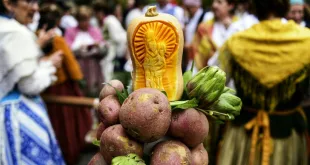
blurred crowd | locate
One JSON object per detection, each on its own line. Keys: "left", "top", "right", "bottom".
{"left": 1, "top": 0, "right": 310, "bottom": 164}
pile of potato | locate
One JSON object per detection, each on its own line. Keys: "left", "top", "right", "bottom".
{"left": 88, "top": 80, "right": 209, "bottom": 165}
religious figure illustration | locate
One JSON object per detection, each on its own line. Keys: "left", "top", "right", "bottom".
{"left": 130, "top": 18, "right": 182, "bottom": 99}
{"left": 156, "top": 42, "right": 167, "bottom": 88}
{"left": 143, "top": 30, "right": 167, "bottom": 90}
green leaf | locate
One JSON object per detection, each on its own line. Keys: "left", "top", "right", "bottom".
{"left": 123, "top": 88, "right": 129, "bottom": 98}
{"left": 215, "top": 120, "right": 225, "bottom": 124}
{"left": 103, "top": 83, "right": 129, "bottom": 104}
{"left": 170, "top": 98, "right": 198, "bottom": 110}
{"left": 196, "top": 108, "right": 235, "bottom": 122}
{"left": 112, "top": 154, "right": 146, "bottom": 165}
{"left": 161, "top": 90, "right": 168, "bottom": 97}
{"left": 92, "top": 139, "right": 100, "bottom": 147}
{"left": 183, "top": 61, "right": 195, "bottom": 96}
{"left": 190, "top": 60, "right": 195, "bottom": 72}
{"left": 127, "top": 85, "right": 133, "bottom": 94}
{"left": 183, "top": 71, "right": 192, "bottom": 88}
{"left": 170, "top": 100, "right": 190, "bottom": 106}
{"left": 142, "top": 154, "right": 151, "bottom": 165}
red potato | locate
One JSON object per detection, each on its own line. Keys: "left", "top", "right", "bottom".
{"left": 99, "top": 79, "right": 124, "bottom": 101}
{"left": 97, "top": 95, "right": 121, "bottom": 126}
{"left": 150, "top": 140, "right": 192, "bottom": 165}
{"left": 100, "top": 124, "right": 143, "bottom": 164}
{"left": 87, "top": 153, "right": 107, "bottom": 165}
{"left": 119, "top": 88, "right": 171, "bottom": 143}
{"left": 143, "top": 136, "right": 173, "bottom": 156}
{"left": 96, "top": 122, "right": 106, "bottom": 140}
{"left": 191, "top": 143, "right": 209, "bottom": 165}
{"left": 168, "top": 108, "right": 209, "bottom": 148}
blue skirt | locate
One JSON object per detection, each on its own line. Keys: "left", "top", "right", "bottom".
{"left": 0, "top": 90, "right": 65, "bottom": 165}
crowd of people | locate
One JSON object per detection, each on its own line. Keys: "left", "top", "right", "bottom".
{"left": 1, "top": 0, "right": 310, "bottom": 164}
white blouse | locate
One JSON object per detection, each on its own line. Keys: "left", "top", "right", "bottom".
{"left": 71, "top": 31, "right": 96, "bottom": 51}
{"left": 0, "top": 17, "right": 56, "bottom": 99}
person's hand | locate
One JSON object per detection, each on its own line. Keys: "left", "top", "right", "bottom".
{"left": 80, "top": 45, "right": 88, "bottom": 53}
{"left": 48, "top": 50, "right": 63, "bottom": 68}
{"left": 93, "top": 42, "right": 100, "bottom": 48}
{"left": 90, "top": 46, "right": 100, "bottom": 55}
{"left": 197, "top": 24, "right": 208, "bottom": 38}
{"left": 37, "top": 25, "right": 55, "bottom": 48}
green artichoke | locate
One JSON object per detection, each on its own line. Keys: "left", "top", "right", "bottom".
{"left": 209, "top": 92, "right": 242, "bottom": 116}
{"left": 187, "top": 66, "right": 226, "bottom": 107}
{"left": 222, "top": 87, "right": 236, "bottom": 95}
{"left": 111, "top": 154, "right": 146, "bottom": 165}
{"left": 186, "top": 69, "right": 206, "bottom": 93}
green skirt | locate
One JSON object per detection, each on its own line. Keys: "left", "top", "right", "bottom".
{"left": 217, "top": 125, "right": 308, "bottom": 165}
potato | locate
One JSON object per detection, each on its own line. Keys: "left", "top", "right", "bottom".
{"left": 97, "top": 95, "right": 121, "bottom": 126}
{"left": 87, "top": 153, "right": 107, "bottom": 165}
{"left": 168, "top": 108, "right": 209, "bottom": 148}
{"left": 99, "top": 79, "right": 124, "bottom": 101}
{"left": 100, "top": 124, "right": 143, "bottom": 164}
{"left": 143, "top": 136, "right": 173, "bottom": 156}
{"left": 191, "top": 144, "right": 209, "bottom": 165}
{"left": 96, "top": 122, "right": 106, "bottom": 140}
{"left": 150, "top": 140, "right": 191, "bottom": 165}
{"left": 119, "top": 88, "right": 171, "bottom": 143}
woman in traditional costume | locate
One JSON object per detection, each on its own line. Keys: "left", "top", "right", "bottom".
{"left": 38, "top": 4, "right": 93, "bottom": 165}
{"left": 93, "top": 0, "right": 127, "bottom": 83}
{"left": 191, "top": 0, "right": 237, "bottom": 71}
{"left": 65, "top": 6, "right": 104, "bottom": 97}
{"left": 225, "top": 0, "right": 258, "bottom": 39}
{"left": 190, "top": 1, "right": 237, "bottom": 163}
{"left": 287, "top": 0, "right": 310, "bottom": 28}
{"left": 0, "top": 0, "right": 65, "bottom": 164}
{"left": 217, "top": 0, "right": 309, "bottom": 164}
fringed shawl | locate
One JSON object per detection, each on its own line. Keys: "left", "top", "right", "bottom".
{"left": 219, "top": 19, "right": 310, "bottom": 111}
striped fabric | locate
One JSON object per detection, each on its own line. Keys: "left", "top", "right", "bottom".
{"left": 0, "top": 90, "right": 65, "bottom": 165}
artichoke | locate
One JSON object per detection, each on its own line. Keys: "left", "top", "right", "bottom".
{"left": 111, "top": 154, "right": 146, "bottom": 165}
{"left": 187, "top": 66, "right": 226, "bottom": 107}
{"left": 222, "top": 86, "right": 236, "bottom": 95}
{"left": 186, "top": 69, "right": 206, "bottom": 93}
{"left": 185, "top": 66, "right": 242, "bottom": 122}
{"left": 209, "top": 92, "right": 242, "bottom": 116}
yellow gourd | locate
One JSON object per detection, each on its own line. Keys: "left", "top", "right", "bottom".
{"left": 127, "top": 6, "right": 184, "bottom": 101}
